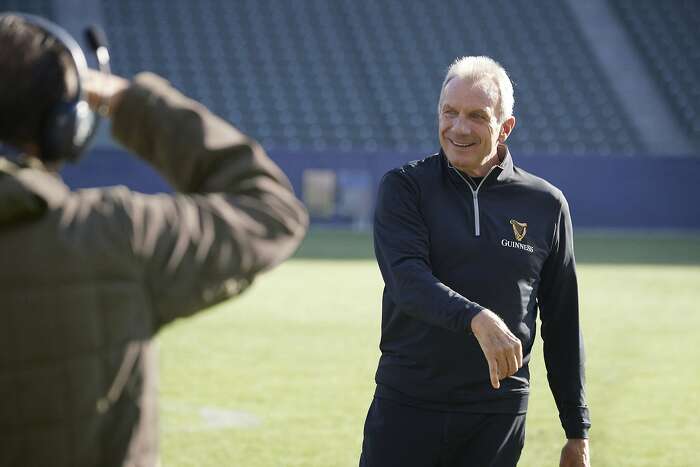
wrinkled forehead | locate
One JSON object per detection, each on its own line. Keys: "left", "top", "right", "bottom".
{"left": 441, "top": 76, "right": 500, "bottom": 111}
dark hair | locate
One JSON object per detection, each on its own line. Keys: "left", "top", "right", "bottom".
{"left": 0, "top": 14, "right": 75, "bottom": 151}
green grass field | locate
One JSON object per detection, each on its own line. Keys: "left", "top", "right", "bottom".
{"left": 157, "top": 229, "right": 700, "bottom": 467}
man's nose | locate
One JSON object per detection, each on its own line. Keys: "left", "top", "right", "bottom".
{"left": 452, "top": 116, "right": 472, "bottom": 134}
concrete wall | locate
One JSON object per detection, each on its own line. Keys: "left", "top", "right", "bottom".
{"left": 62, "top": 148, "right": 700, "bottom": 230}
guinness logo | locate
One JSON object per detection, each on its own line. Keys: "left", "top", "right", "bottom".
{"left": 510, "top": 219, "right": 527, "bottom": 241}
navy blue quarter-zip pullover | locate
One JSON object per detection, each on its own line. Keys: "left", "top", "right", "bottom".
{"left": 372, "top": 147, "right": 590, "bottom": 439}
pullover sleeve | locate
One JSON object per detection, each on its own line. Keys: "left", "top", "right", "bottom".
{"left": 537, "top": 194, "right": 591, "bottom": 439}
{"left": 109, "top": 73, "right": 308, "bottom": 329}
{"left": 374, "top": 169, "right": 485, "bottom": 333}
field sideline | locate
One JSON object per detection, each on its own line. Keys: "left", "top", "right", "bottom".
{"left": 157, "top": 230, "right": 700, "bottom": 466}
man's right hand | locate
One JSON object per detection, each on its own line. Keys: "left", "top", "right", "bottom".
{"left": 470, "top": 309, "right": 523, "bottom": 389}
{"left": 83, "top": 69, "right": 129, "bottom": 118}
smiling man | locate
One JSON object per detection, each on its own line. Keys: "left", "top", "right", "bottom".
{"left": 359, "top": 56, "right": 591, "bottom": 467}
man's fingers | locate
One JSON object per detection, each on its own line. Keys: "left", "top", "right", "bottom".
{"left": 512, "top": 337, "right": 523, "bottom": 372}
{"left": 496, "top": 336, "right": 521, "bottom": 377}
{"left": 472, "top": 310, "right": 524, "bottom": 388}
{"left": 496, "top": 353, "right": 510, "bottom": 380}
{"left": 503, "top": 335, "right": 522, "bottom": 375}
{"left": 488, "top": 359, "right": 500, "bottom": 389}
{"left": 508, "top": 353, "right": 519, "bottom": 376}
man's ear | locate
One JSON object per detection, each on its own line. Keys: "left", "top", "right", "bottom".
{"left": 499, "top": 116, "right": 516, "bottom": 143}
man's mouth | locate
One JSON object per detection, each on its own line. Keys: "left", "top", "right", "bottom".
{"left": 448, "top": 138, "right": 476, "bottom": 148}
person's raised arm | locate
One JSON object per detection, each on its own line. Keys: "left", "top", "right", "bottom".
{"left": 84, "top": 70, "right": 308, "bottom": 328}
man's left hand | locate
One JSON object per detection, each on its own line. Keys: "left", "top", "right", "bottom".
{"left": 560, "top": 438, "right": 590, "bottom": 467}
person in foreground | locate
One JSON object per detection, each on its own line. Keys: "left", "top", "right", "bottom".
{"left": 0, "top": 13, "right": 307, "bottom": 467}
{"left": 359, "top": 56, "right": 590, "bottom": 467}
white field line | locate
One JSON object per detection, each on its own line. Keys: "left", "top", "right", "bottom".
{"left": 161, "top": 399, "right": 262, "bottom": 433}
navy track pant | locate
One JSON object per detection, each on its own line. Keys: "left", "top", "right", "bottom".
{"left": 359, "top": 397, "right": 526, "bottom": 467}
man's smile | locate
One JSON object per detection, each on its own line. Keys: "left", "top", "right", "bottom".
{"left": 447, "top": 137, "right": 477, "bottom": 149}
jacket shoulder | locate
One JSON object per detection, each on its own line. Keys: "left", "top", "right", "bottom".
{"left": 512, "top": 166, "right": 568, "bottom": 208}
{"left": 383, "top": 153, "right": 442, "bottom": 184}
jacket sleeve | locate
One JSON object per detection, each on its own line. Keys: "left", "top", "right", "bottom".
{"left": 537, "top": 194, "right": 591, "bottom": 439}
{"left": 110, "top": 73, "right": 308, "bottom": 329}
{"left": 374, "top": 169, "right": 485, "bottom": 332}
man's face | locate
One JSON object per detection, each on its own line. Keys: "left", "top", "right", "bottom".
{"left": 438, "top": 77, "right": 513, "bottom": 177}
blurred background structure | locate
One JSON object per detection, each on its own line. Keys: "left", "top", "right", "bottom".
{"left": 2, "top": 0, "right": 699, "bottom": 229}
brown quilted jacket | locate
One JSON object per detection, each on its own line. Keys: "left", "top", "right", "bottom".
{"left": 0, "top": 73, "right": 308, "bottom": 467}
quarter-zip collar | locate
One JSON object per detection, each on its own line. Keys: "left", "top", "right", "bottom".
{"left": 495, "top": 144, "right": 515, "bottom": 182}
{"left": 441, "top": 143, "right": 515, "bottom": 188}
{"left": 440, "top": 144, "right": 515, "bottom": 237}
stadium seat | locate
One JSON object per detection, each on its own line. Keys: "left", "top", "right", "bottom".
{"left": 97, "top": 0, "right": 649, "bottom": 155}
{"left": 611, "top": 0, "right": 700, "bottom": 146}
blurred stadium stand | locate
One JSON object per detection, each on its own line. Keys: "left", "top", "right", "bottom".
{"left": 97, "top": 0, "right": 649, "bottom": 156}
{"left": 611, "top": 0, "right": 700, "bottom": 145}
{"left": 1, "top": 0, "right": 698, "bottom": 228}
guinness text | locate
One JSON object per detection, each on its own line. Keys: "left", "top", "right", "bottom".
{"left": 501, "top": 238, "right": 534, "bottom": 253}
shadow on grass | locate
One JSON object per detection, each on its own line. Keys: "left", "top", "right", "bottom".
{"left": 294, "top": 229, "right": 700, "bottom": 265}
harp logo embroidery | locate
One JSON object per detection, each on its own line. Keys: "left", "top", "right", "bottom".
{"left": 501, "top": 219, "right": 533, "bottom": 253}
{"left": 510, "top": 219, "right": 527, "bottom": 241}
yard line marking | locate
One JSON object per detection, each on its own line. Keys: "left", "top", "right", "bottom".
{"left": 161, "top": 399, "right": 262, "bottom": 432}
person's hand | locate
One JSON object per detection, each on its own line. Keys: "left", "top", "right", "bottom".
{"left": 82, "top": 69, "right": 129, "bottom": 118}
{"left": 470, "top": 309, "right": 522, "bottom": 389}
{"left": 560, "top": 438, "right": 590, "bottom": 466}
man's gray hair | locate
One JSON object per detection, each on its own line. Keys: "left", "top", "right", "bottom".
{"left": 437, "top": 56, "right": 514, "bottom": 123}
